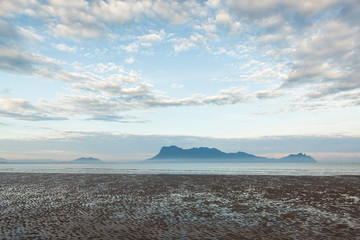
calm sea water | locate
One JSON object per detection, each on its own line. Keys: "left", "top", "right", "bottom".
{"left": 0, "top": 162, "right": 359, "bottom": 175}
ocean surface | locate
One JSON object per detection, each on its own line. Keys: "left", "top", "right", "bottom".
{"left": 1, "top": 162, "right": 359, "bottom": 175}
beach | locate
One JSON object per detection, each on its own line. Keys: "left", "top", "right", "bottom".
{"left": 0, "top": 173, "right": 359, "bottom": 239}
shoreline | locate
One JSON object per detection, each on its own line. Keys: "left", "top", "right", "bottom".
{"left": 1, "top": 173, "right": 359, "bottom": 239}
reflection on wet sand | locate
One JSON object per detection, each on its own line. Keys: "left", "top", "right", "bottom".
{"left": 0, "top": 173, "right": 359, "bottom": 239}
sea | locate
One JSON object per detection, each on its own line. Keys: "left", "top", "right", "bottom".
{"left": 0, "top": 162, "right": 359, "bottom": 175}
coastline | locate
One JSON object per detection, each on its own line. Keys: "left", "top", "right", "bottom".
{"left": 1, "top": 173, "right": 359, "bottom": 239}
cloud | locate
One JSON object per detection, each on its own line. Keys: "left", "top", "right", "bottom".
{"left": 143, "top": 87, "right": 247, "bottom": 107}
{"left": 172, "top": 33, "right": 206, "bottom": 53}
{"left": 18, "top": 27, "right": 44, "bottom": 43}
{"left": 0, "top": 110, "right": 67, "bottom": 121}
{"left": 125, "top": 57, "right": 135, "bottom": 64}
{"left": 0, "top": 0, "right": 359, "bottom": 114}
{"left": 0, "top": 42, "right": 249, "bottom": 121}
{"left": 171, "top": 83, "right": 184, "bottom": 88}
{"left": 0, "top": 20, "right": 20, "bottom": 44}
{"left": 39, "top": 0, "right": 104, "bottom": 39}
{"left": 206, "top": 0, "right": 221, "bottom": 9}
{"left": 336, "top": 90, "right": 360, "bottom": 107}
{"left": 215, "top": 9, "right": 232, "bottom": 26}
{"left": 227, "top": 0, "right": 339, "bottom": 15}
{"left": 53, "top": 43, "right": 77, "bottom": 53}
{"left": 256, "top": 14, "right": 283, "bottom": 29}
{"left": 91, "top": 0, "right": 144, "bottom": 23}
{"left": 9, "top": 0, "right": 204, "bottom": 40}
{"left": 87, "top": 115, "right": 148, "bottom": 123}
{"left": 0, "top": 69, "right": 248, "bottom": 121}
{"left": 0, "top": 0, "right": 39, "bottom": 17}
{"left": 0, "top": 19, "right": 43, "bottom": 45}
{"left": 138, "top": 30, "right": 165, "bottom": 43}
{"left": 0, "top": 97, "right": 67, "bottom": 121}
{"left": 50, "top": 22, "right": 103, "bottom": 39}
{"left": 52, "top": 84, "right": 247, "bottom": 117}
{"left": 256, "top": 89, "right": 284, "bottom": 99}
{"left": 257, "top": 34, "right": 281, "bottom": 43}
{"left": 0, "top": 46, "right": 60, "bottom": 75}
{"left": 118, "top": 43, "right": 139, "bottom": 53}
{"left": 279, "top": 19, "right": 360, "bottom": 100}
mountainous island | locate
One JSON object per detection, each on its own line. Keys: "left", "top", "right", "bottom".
{"left": 147, "top": 146, "right": 317, "bottom": 163}
{"left": 73, "top": 157, "right": 102, "bottom": 163}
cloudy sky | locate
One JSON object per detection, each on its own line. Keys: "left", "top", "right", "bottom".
{"left": 0, "top": 0, "right": 359, "bottom": 161}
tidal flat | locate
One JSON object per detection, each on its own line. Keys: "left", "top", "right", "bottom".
{"left": 0, "top": 173, "right": 359, "bottom": 239}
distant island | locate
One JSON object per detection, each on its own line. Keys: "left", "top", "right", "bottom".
{"left": 147, "top": 146, "right": 317, "bottom": 163}
{"left": 73, "top": 157, "right": 102, "bottom": 163}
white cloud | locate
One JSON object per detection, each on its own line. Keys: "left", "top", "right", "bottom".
{"left": 50, "top": 22, "right": 102, "bottom": 39}
{"left": 125, "top": 57, "right": 135, "bottom": 64}
{"left": 257, "top": 15, "right": 283, "bottom": 28}
{"left": 286, "top": 0, "right": 339, "bottom": 14}
{"left": 0, "top": 97, "right": 35, "bottom": 112}
{"left": 0, "top": 0, "right": 210, "bottom": 40}
{"left": 151, "top": 0, "right": 187, "bottom": 24}
{"left": 0, "top": 19, "right": 44, "bottom": 45}
{"left": 215, "top": 9, "right": 232, "bottom": 26}
{"left": 227, "top": 0, "right": 339, "bottom": 14}
{"left": 138, "top": 30, "right": 165, "bottom": 42}
{"left": 53, "top": 43, "right": 77, "bottom": 53}
{"left": 18, "top": 27, "right": 44, "bottom": 43}
{"left": 256, "top": 88, "right": 284, "bottom": 99}
{"left": 0, "top": 97, "right": 67, "bottom": 121}
{"left": 92, "top": 0, "right": 151, "bottom": 23}
{"left": 91, "top": 0, "right": 207, "bottom": 25}
{"left": 172, "top": 33, "right": 206, "bottom": 53}
{"left": 0, "top": 0, "right": 39, "bottom": 17}
{"left": 206, "top": 0, "right": 221, "bottom": 9}
{"left": 38, "top": 0, "right": 104, "bottom": 39}
{"left": 257, "top": 34, "right": 281, "bottom": 43}
{"left": 0, "top": 46, "right": 60, "bottom": 76}
{"left": 0, "top": 0, "right": 359, "bottom": 119}
{"left": 171, "top": 83, "right": 184, "bottom": 88}
{"left": 0, "top": 40, "right": 250, "bottom": 121}
{"left": 280, "top": 19, "right": 360, "bottom": 98}
{"left": 88, "top": 62, "right": 124, "bottom": 74}
{"left": 119, "top": 43, "right": 139, "bottom": 53}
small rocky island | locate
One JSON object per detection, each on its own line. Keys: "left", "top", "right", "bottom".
{"left": 148, "top": 146, "right": 317, "bottom": 163}
{"left": 73, "top": 157, "right": 102, "bottom": 163}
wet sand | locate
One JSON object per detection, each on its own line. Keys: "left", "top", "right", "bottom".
{"left": 0, "top": 173, "right": 359, "bottom": 239}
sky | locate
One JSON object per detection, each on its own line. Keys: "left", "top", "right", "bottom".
{"left": 0, "top": 0, "right": 359, "bottom": 161}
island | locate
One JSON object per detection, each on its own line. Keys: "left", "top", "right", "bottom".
{"left": 147, "top": 146, "right": 317, "bottom": 163}
{"left": 73, "top": 157, "right": 103, "bottom": 163}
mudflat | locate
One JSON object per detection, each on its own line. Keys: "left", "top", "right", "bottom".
{"left": 0, "top": 173, "right": 359, "bottom": 239}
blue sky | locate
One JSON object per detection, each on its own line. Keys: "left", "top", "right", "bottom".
{"left": 0, "top": 0, "right": 359, "bottom": 161}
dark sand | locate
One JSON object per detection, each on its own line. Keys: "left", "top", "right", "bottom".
{"left": 0, "top": 173, "right": 359, "bottom": 239}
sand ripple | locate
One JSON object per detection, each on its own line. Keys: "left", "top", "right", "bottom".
{"left": 0, "top": 173, "right": 359, "bottom": 239}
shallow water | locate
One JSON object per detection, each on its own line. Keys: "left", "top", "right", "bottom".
{"left": 1, "top": 162, "right": 360, "bottom": 175}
